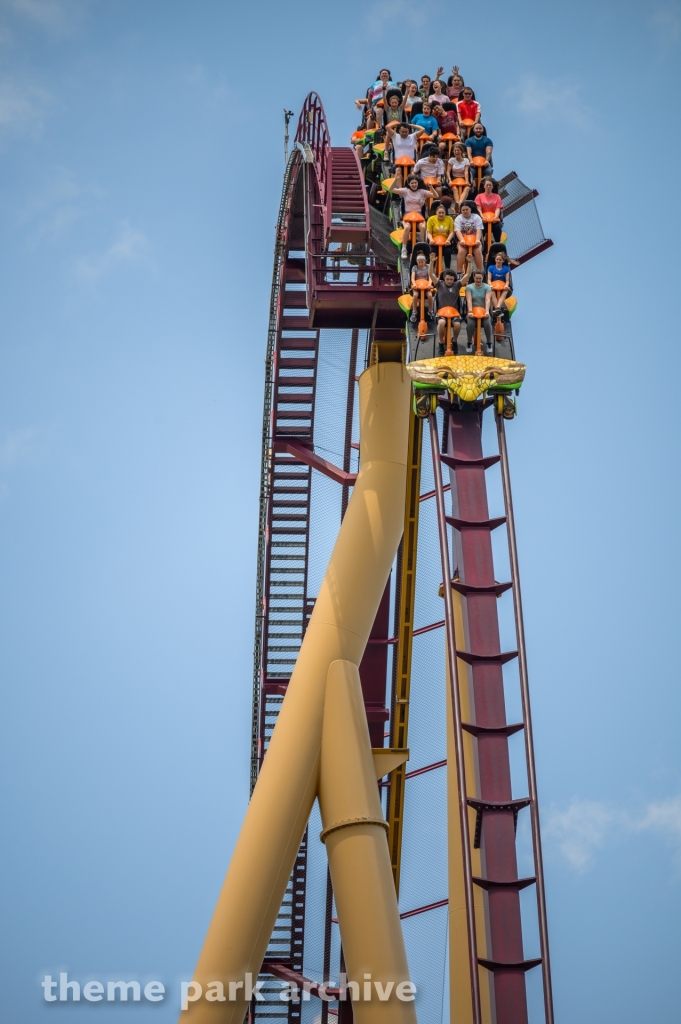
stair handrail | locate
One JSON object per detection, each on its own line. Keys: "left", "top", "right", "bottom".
{"left": 295, "top": 92, "right": 331, "bottom": 238}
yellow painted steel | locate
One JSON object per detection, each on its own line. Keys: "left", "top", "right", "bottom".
{"left": 372, "top": 748, "right": 409, "bottom": 779}
{"left": 184, "top": 358, "right": 412, "bottom": 1024}
{"left": 386, "top": 409, "right": 422, "bottom": 893}
{"left": 447, "top": 587, "right": 493, "bottom": 1024}
{"left": 319, "top": 660, "right": 417, "bottom": 1024}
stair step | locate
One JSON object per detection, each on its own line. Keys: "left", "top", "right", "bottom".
{"left": 280, "top": 317, "right": 311, "bottom": 331}
{"left": 275, "top": 393, "right": 314, "bottom": 404}
{"left": 279, "top": 338, "right": 316, "bottom": 350}
{"left": 275, "top": 376, "right": 314, "bottom": 387}
{"left": 276, "top": 362, "right": 315, "bottom": 374}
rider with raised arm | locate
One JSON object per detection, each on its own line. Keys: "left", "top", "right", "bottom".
{"left": 454, "top": 201, "right": 484, "bottom": 271}
{"left": 410, "top": 101, "right": 440, "bottom": 145}
{"left": 429, "top": 78, "right": 448, "bottom": 107}
{"left": 432, "top": 254, "right": 474, "bottom": 354}
{"left": 384, "top": 89, "right": 405, "bottom": 126}
{"left": 466, "top": 122, "right": 494, "bottom": 175}
{"left": 446, "top": 68, "right": 472, "bottom": 101}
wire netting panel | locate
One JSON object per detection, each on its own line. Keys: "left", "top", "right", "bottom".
{"left": 499, "top": 174, "right": 549, "bottom": 261}
{"left": 370, "top": 207, "right": 399, "bottom": 268}
{"left": 259, "top": 337, "right": 452, "bottom": 1023}
{"left": 503, "top": 200, "right": 547, "bottom": 261}
{"left": 402, "top": 906, "right": 449, "bottom": 1024}
{"left": 399, "top": 767, "right": 448, "bottom": 914}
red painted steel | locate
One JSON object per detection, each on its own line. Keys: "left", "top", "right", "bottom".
{"left": 444, "top": 405, "right": 533, "bottom": 1024}
{"left": 430, "top": 414, "right": 483, "bottom": 1024}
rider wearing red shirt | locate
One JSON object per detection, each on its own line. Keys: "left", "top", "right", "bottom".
{"left": 457, "top": 88, "right": 480, "bottom": 138}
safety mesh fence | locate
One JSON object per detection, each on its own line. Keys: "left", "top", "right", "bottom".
{"left": 369, "top": 207, "right": 399, "bottom": 269}
{"left": 498, "top": 174, "right": 549, "bottom": 261}
{"left": 258, "top": 340, "right": 451, "bottom": 1023}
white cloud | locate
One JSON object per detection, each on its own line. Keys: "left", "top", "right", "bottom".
{"left": 0, "top": 76, "right": 52, "bottom": 136}
{"left": 510, "top": 74, "right": 591, "bottom": 130}
{"left": 544, "top": 799, "right": 623, "bottom": 870}
{"left": 74, "top": 221, "right": 152, "bottom": 284}
{"left": 546, "top": 795, "right": 681, "bottom": 871}
{"left": 636, "top": 796, "right": 681, "bottom": 864}
{"left": 0, "top": 426, "right": 40, "bottom": 468}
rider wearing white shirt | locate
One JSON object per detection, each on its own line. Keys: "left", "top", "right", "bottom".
{"left": 386, "top": 122, "right": 425, "bottom": 185}
{"left": 454, "top": 203, "right": 484, "bottom": 271}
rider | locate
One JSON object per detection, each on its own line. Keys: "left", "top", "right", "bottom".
{"left": 446, "top": 67, "right": 475, "bottom": 101}
{"left": 429, "top": 78, "right": 448, "bottom": 107}
{"left": 409, "top": 250, "right": 435, "bottom": 322}
{"left": 355, "top": 69, "right": 398, "bottom": 125}
{"left": 487, "top": 251, "right": 512, "bottom": 311}
{"left": 456, "top": 87, "right": 481, "bottom": 138}
{"left": 466, "top": 123, "right": 494, "bottom": 176}
{"left": 447, "top": 141, "right": 472, "bottom": 207}
{"left": 465, "top": 270, "right": 494, "bottom": 354}
{"left": 454, "top": 201, "right": 484, "bottom": 271}
{"left": 419, "top": 75, "right": 433, "bottom": 100}
{"left": 475, "top": 177, "right": 504, "bottom": 246}
{"left": 410, "top": 101, "right": 440, "bottom": 145}
{"left": 433, "top": 254, "right": 475, "bottom": 354}
{"left": 414, "top": 145, "right": 445, "bottom": 186}
{"left": 384, "top": 89, "right": 405, "bottom": 126}
{"left": 426, "top": 202, "right": 455, "bottom": 269}
{"left": 394, "top": 175, "right": 439, "bottom": 258}
{"left": 386, "top": 121, "right": 426, "bottom": 185}
{"left": 432, "top": 102, "right": 460, "bottom": 160}
{"left": 403, "top": 80, "right": 421, "bottom": 114}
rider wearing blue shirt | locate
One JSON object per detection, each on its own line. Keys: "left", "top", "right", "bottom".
{"left": 411, "top": 102, "right": 440, "bottom": 138}
{"left": 466, "top": 133, "right": 493, "bottom": 157}
{"left": 466, "top": 123, "right": 493, "bottom": 170}
{"left": 488, "top": 262, "right": 508, "bottom": 282}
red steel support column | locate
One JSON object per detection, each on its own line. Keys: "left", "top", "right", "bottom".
{"left": 445, "top": 405, "right": 529, "bottom": 1024}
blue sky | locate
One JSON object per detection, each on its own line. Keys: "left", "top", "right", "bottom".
{"left": 0, "top": 1, "right": 680, "bottom": 1022}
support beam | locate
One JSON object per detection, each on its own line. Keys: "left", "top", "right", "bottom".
{"left": 273, "top": 439, "right": 357, "bottom": 485}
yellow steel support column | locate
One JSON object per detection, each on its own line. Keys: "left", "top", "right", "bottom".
{"left": 319, "top": 660, "right": 417, "bottom": 1024}
{"left": 447, "top": 587, "right": 493, "bottom": 1024}
{"left": 386, "top": 408, "right": 422, "bottom": 892}
{"left": 184, "top": 357, "right": 411, "bottom": 1024}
